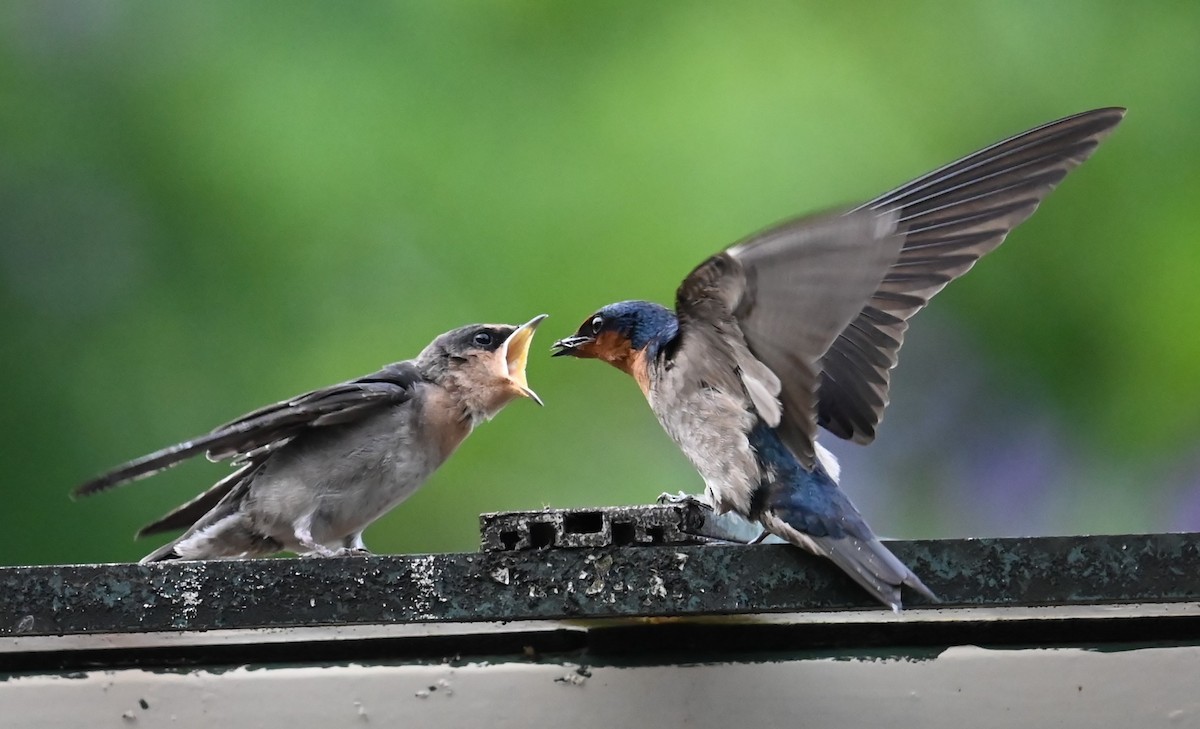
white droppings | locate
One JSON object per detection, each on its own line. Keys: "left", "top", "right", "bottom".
{"left": 490, "top": 567, "right": 510, "bottom": 585}
{"left": 648, "top": 574, "right": 667, "bottom": 599}
{"left": 167, "top": 570, "right": 207, "bottom": 625}
{"left": 555, "top": 667, "right": 592, "bottom": 686}
{"left": 408, "top": 555, "right": 446, "bottom": 619}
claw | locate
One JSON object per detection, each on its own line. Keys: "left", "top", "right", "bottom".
{"left": 297, "top": 545, "right": 370, "bottom": 558}
{"left": 657, "top": 490, "right": 711, "bottom": 509}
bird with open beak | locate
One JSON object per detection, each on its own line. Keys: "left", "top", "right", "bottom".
{"left": 554, "top": 108, "right": 1125, "bottom": 611}
{"left": 74, "top": 315, "right": 547, "bottom": 563}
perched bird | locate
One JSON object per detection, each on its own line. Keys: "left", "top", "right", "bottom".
{"left": 74, "top": 316, "right": 547, "bottom": 563}
{"left": 553, "top": 108, "right": 1125, "bottom": 611}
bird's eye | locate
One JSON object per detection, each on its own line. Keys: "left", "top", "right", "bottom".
{"left": 590, "top": 315, "right": 604, "bottom": 335}
{"left": 473, "top": 332, "right": 493, "bottom": 347}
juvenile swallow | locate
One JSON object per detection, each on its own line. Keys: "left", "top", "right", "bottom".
{"left": 74, "top": 316, "right": 547, "bottom": 563}
{"left": 554, "top": 108, "right": 1125, "bottom": 610}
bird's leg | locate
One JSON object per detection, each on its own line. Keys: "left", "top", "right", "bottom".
{"left": 293, "top": 514, "right": 341, "bottom": 558}
{"left": 340, "top": 531, "right": 371, "bottom": 556}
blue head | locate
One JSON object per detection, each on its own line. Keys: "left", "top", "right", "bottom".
{"left": 552, "top": 300, "right": 679, "bottom": 378}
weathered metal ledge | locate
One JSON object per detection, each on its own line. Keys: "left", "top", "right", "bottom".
{"left": 2, "top": 525, "right": 1197, "bottom": 640}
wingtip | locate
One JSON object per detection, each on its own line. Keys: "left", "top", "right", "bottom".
{"left": 1077, "top": 106, "right": 1127, "bottom": 135}
{"left": 70, "top": 478, "right": 107, "bottom": 500}
{"left": 72, "top": 469, "right": 138, "bottom": 499}
{"left": 1098, "top": 106, "right": 1128, "bottom": 129}
{"left": 1083, "top": 105, "right": 1126, "bottom": 117}
{"left": 1067, "top": 106, "right": 1126, "bottom": 122}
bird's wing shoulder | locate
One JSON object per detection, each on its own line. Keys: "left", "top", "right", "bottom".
{"left": 818, "top": 107, "right": 1125, "bottom": 444}
{"left": 678, "top": 210, "right": 904, "bottom": 467}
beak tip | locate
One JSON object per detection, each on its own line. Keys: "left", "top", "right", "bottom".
{"left": 504, "top": 316, "right": 547, "bottom": 404}
{"left": 551, "top": 335, "right": 590, "bottom": 358}
{"left": 523, "top": 314, "right": 549, "bottom": 330}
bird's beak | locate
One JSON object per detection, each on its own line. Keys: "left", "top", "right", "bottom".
{"left": 501, "top": 314, "right": 547, "bottom": 406}
{"left": 551, "top": 334, "right": 593, "bottom": 358}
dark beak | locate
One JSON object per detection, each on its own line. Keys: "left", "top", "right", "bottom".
{"left": 551, "top": 335, "right": 592, "bottom": 357}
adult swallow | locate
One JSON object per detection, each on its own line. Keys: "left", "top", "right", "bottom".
{"left": 553, "top": 108, "right": 1125, "bottom": 610}
{"left": 74, "top": 316, "right": 547, "bottom": 563}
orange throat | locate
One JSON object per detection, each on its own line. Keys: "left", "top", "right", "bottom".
{"left": 589, "top": 333, "right": 651, "bottom": 397}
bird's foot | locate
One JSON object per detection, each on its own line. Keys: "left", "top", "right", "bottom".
{"left": 299, "top": 546, "right": 371, "bottom": 558}
{"left": 656, "top": 491, "right": 712, "bottom": 510}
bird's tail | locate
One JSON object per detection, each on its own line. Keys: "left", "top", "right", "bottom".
{"left": 139, "top": 506, "right": 283, "bottom": 564}
{"left": 808, "top": 533, "right": 937, "bottom": 613}
{"left": 758, "top": 457, "right": 942, "bottom": 614}
{"left": 136, "top": 463, "right": 258, "bottom": 538}
{"left": 139, "top": 540, "right": 185, "bottom": 564}
{"left": 760, "top": 510, "right": 936, "bottom": 612}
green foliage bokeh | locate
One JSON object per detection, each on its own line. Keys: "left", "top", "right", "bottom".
{"left": 1, "top": 2, "right": 1197, "bottom": 565}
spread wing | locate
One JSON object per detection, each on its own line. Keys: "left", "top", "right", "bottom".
{"left": 73, "top": 361, "right": 423, "bottom": 498}
{"left": 818, "top": 107, "right": 1126, "bottom": 443}
{"left": 674, "top": 210, "right": 906, "bottom": 468}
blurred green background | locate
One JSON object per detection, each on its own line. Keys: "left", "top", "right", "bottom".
{"left": 2, "top": 2, "right": 1197, "bottom": 566}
